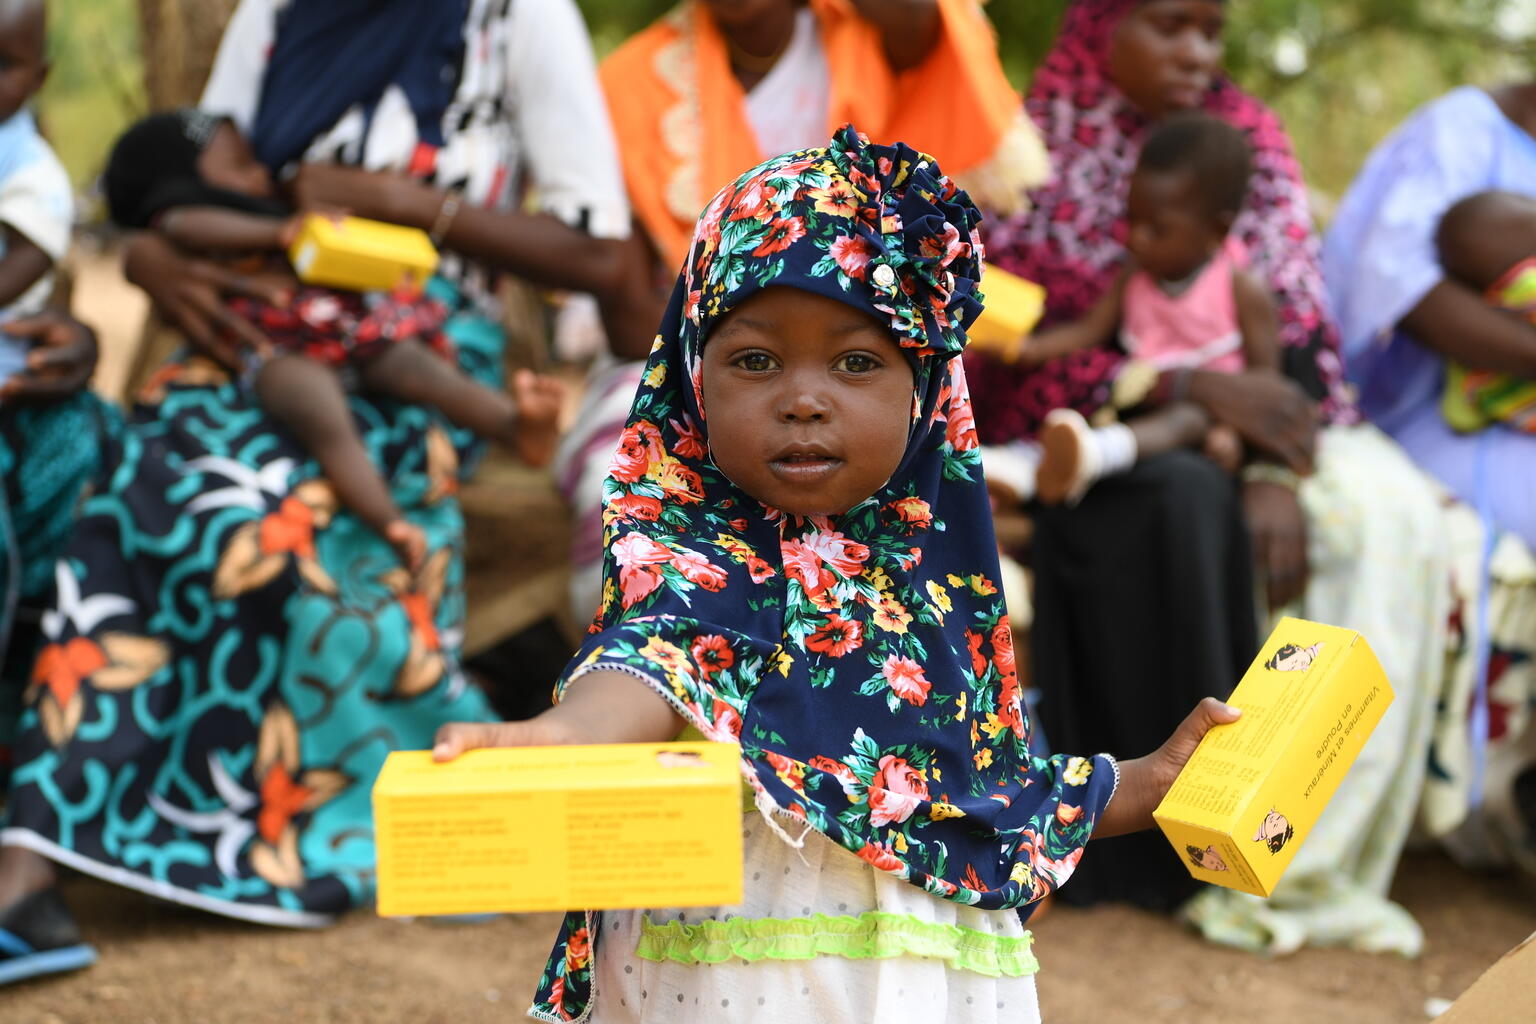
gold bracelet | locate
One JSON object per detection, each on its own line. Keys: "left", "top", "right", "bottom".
{"left": 429, "top": 190, "right": 462, "bottom": 248}
{"left": 1240, "top": 463, "right": 1302, "bottom": 491}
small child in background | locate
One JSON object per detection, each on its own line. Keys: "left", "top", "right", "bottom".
{"left": 983, "top": 112, "right": 1280, "bottom": 506}
{"left": 431, "top": 128, "right": 1238, "bottom": 1024}
{"left": 102, "top": 110, "right": 564, "bottom": 569}
{"left": 1434, "top": 189, "right": 1536, "bottom": 433}
{"left": 0, "top": 0, "right": 72, "bottom": 390}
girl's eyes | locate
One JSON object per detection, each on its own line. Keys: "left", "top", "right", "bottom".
{"left": 729, "top": 352, "right": 882, "bottom": 373}
{"left": 835, "top": 353, "right": 880, "bottom": 373}
{"left": 735, "top": 352, "right": 778, "bottom": 372}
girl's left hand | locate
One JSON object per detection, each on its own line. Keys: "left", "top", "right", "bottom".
{"left": 1094, "top": 697, "right": 1241, "bottom": 838}
{"left": 288, "top": 165, "right": 431, "bottom": 227}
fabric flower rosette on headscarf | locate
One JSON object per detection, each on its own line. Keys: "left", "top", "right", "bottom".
{"left": 529, "top": 126, "right": 1117, "bottom": 1021}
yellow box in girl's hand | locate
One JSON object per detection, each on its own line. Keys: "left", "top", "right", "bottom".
{"left": 968, "top": 263, "right": 1046, "bottom": 362}
{"left": 1153, "top": 617, "right": 1394, "bottom": 898}
{"left": 287, "top": 214, "right": 440, "bottom": 294}
{"left": 372, "top": 742, "right": 744, "bottom": 916}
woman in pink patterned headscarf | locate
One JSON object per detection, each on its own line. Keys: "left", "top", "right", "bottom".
{"left": 972, "top": 1, "right": 1452, "bottom": 953}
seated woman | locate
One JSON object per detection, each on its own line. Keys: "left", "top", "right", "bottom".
{"left": 970, "top": 0, "right": 1452, "bottom": 956}
{"left": 556, "top": 0, "right": 1045, "bottom": 622}
{"left": 0, "top": 0, "right": 640, "bottom": 983}
{"left": 1325, "top": 83, "right": 1536, "bottom": 879}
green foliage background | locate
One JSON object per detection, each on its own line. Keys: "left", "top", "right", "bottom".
{"left": 40, "top": 0, "right": 1536, "bottom": 219}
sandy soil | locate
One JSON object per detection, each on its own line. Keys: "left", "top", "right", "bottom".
{"left": 4, "top": 850, "right": 1531, "bottom": 1023}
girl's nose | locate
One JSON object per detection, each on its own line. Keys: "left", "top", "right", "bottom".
{"left": 1174, "top": 29, "right": 1220, "bottom": 74}
{"left": 778, "top": 388, "right": 831, "bottom": 423}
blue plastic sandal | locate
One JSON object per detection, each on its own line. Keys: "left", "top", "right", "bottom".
{"left": 0, "top": 888, "right": 97, "bottom": 985}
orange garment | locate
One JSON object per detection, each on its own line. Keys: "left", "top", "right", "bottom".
{"left": 602, "top": 0, "right": 1038, "bottom": 270}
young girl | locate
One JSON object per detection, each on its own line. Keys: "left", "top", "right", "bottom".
{"left": 101, "top": 110, "right": 564, "bottom": 569}
{"left": 434, "top": 127, "right": 1238, "bottom": 1023}
{"left": 983, "top": 112, "right": 1281, "bottom": 506}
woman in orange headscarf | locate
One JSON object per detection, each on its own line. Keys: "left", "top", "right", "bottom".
{"left": 603, "top": 0, "right": 1044, "bottom": 272}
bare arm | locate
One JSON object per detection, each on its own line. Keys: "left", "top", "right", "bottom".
{"left": 0, "top": 227, "right": 52, "bottom": 310}
{"left": 432, "top": 669, "right": 684, "bottom": 760}
{"left": 849, "top": 0, "right": 942, "bottom": 71}
{"left": 1094, "top": 698, "right": 1242, "bottom": 839}
{"left": 1019, "top": 272, "right": 1127, "bottom": 368}
{"left": 1232, "top": 268, "right": 1281, "bottom": 373}
{"left": 157, "top": 207, "right": 288, "bottom": 254}
{"left": 1400, "top": 278, "right": 1536, "bottom": 378}
{"left": 288, "top": 166, "right": 658, "bottom": 359}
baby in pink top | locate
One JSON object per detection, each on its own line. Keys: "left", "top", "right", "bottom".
{"left": 1001, "top": 112, "right": 1280, "bottom": 505}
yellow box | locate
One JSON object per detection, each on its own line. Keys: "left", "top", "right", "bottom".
{"left": 372, "top": 742, "right": 744, "bottom": 917}
{"left": 969, "top": 263, "right": 1046, "bottom": 362}
{"left": 287, "top": 214, "right": 440, "bottom": 294}
{"left": 1153, "top": 617, "right": 1394, "bottom": 897}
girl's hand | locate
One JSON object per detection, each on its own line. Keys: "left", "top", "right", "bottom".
{"left": 0, "top": 312, "right": 99, "bottom": 403}
{"left": 432, "top": 714, "right": 579, "bottom": 762}
{"left": 123, "top": 233, "right": 291, "bottom": 370}
{"left": 1243, "top": 478, "right": 1309, "bottom": 610}
{"left": 1094, "top": 697, "right": 1242, "bottom": 838}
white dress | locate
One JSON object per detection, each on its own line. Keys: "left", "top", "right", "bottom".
{"left": 580, "top": 812, "right": 1042, "bottom": 1024}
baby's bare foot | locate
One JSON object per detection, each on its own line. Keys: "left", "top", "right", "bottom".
{"left": 1203, "top": 424, "right": 1243, "bottom": 475}
{"left": 384, "top": 519, "right": 427, "bottom": 573}
{"left": 510, "top": 369, "right": 564, "bottom": 468}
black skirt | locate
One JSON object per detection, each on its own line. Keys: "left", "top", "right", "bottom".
{"left": 1031, "top": 450, "right": 1258, "bottom": 911}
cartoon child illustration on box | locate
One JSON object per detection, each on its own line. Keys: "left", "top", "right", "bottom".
{"left": 1252, "top": 807, "right": 1295, "bottom": 854}
{"left": 1186, "top": 844, "right": 1230, "bottom": 872}
{"left": 1265, "top": 641, "right": 1324, "bottom": 673}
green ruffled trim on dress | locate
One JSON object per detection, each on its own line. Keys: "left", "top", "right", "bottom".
{"left": 635, "top": 911, "right": 1039, "bottom": 977}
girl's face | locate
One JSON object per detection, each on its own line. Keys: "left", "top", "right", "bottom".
{"left": 1125, "top": 168, "right": 1226, "bottom": 281}
{"left": 701, "top": 287, "right": 914, "bottom": 518}
{"left": 1108, "top": 0, "right": 1225, "bottom": 119}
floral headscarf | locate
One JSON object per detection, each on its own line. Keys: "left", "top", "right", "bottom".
{"left": 529, "top": 125, "right": 1117, "bottom": 1021}
{"left": 970, "top": 0, "right": 1358, "bottom": 443}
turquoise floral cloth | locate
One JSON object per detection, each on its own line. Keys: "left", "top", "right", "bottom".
{"left": 530, "top": 127, "right": 1117, "bottom": 1021}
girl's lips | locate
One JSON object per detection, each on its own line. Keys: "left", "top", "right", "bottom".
{"left": 768, "top": 455, "right": 844, "bottom": 484}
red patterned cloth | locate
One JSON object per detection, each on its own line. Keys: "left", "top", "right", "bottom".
{"left": 228, "top": 285, "right": 454, "bottom": 369}
{"left": 969, "top": 0, "right": 1357, "bottom": 444}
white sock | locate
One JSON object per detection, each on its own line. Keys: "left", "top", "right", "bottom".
{"left": 1091, "top": 422, "right": 1138, "bottom": 478}
{"left": 981, "top": 441, "right": 1041, "bottom": 501}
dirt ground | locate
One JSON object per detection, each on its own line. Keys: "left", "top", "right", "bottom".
{"left": 1, "top": 849, "right": 1529, "bottom": 1024}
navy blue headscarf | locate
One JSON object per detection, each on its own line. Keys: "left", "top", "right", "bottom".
{"left": 250, "top": 0, "right": 470, "bottom": 171}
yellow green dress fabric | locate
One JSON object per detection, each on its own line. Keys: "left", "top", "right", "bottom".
{"left": 1441, "top": 259, "right": 1536, "bottom": 433}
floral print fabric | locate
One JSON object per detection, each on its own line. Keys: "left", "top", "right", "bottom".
{"left": 529, "top": 126, "right": 1117, "bottom": 1021}
{"left": 969, "top": 0, "right": 1358, "bottom": 444}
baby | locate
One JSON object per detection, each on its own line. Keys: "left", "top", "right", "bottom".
{"left": 0, "top": 0, "right": 72, "bottom": 390}
{"left": 102, "top": 110, "right": 563, "bottom": 569}
{"left": 987, "top": 111, "right": 1280, "bottom": 505}
{"left": 1434, "top": 189, "right": 1536, "bottom": 433}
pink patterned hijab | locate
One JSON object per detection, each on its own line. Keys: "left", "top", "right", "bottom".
{"left": 972, "top": 0, "right": 1356, "bottom": 440}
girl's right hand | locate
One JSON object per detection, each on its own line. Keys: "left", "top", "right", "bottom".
{"left": 432, "top": 715, "right": 579, "bottom": 762}
{"left": 123, "top": 232, "right": 291, "bottom": 370}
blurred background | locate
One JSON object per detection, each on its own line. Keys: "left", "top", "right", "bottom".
{"left": 50, "top": 0, "right": 1536, "bottom": 213}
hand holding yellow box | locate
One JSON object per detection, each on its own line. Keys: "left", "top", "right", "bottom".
{"left": 288, "top": 214, "right": 440, "bottom": 294}
{"left": 969, "top": 263, "right": 1046, "bottom": 362}
{"left": 372, "top": 742, "right": 744, "bottom": 917}
{"left": 1153, "top": 617, "right": 1394, "bottom": 897}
